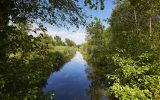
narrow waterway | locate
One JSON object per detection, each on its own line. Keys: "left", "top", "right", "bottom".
{"left": 43, "top": 51, "right": 109, "bottom": 100}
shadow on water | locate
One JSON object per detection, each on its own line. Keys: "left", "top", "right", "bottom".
{"left": 43, "top": 51, "right": 110, "bottom": 100}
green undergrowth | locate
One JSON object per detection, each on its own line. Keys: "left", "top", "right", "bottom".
{"left": 0, "top": 46, "right": 76, "bottom": 99}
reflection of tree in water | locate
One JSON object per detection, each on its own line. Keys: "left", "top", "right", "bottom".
{"left": 85, "top": 61, "right": 116, "bottom": 100}
{"left": 85, "top": 61, "right": 109, "bottom": 100}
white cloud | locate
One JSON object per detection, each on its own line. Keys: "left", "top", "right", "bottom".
{"left": 46, "top": 26, "right": 87, "bottom": 45}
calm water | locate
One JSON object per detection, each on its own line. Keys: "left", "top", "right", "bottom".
{"left": 43, "top": 51, "right": 108, "bottom": 100}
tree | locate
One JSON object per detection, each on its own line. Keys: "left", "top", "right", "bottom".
{"left": 36, "top": 33, "right": 56, "bottom": 48}
{"left": 85, "top": 1, "right": 160, "bottom": 99}
{"left": 54, "top": 36, "right": 65, "bottom": 46}
{"left": 0, "top": 0, "right": 106, "bottom": 99}
{"left": 0, "top": 0, "right": 105, "bottom": 28}
{"left": 0, "top": 0, "right": 105, "bottom": 62}
{"left": 86, "top": 18, "right": 111, "bottom": 65}
{"left": 109, "top": 0, "right": 160, "bottom": 56}
{"left": 65, "top": 38, "right": 76, "bottom": 47}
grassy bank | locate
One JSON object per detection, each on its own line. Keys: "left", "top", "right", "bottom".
{"left": 0, "top": 46, "right": 76, "bottom": 99}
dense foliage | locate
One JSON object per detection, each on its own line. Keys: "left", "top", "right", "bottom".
{"left": 0, "top": 31, "right": 76, "bottom": 99}
{"left": 0, "top": 0, "right": 104, "bottom": 99}
{"left": 2, "top": 0, "right": 160, "bottom": 99}
{"left": 54, "top": 36, "right": 65, "bottom": 46}
{"left": 65, "top": 38, "right": 76, "bottom": 47}
{"left": 84, "top": 0, "right": 160, "bottom": 99}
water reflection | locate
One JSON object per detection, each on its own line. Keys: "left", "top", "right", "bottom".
{"left": 43, "top": 51, "right": 109, "bottom": 100}
{"left": 87, "top": 65, "right": 109, "bottom": 100}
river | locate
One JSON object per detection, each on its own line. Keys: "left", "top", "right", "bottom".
{"left": 43, "top": 51, "right": 109, "bottom": 100}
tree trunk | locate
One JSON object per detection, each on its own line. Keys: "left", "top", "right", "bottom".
{"left": 133, "top": 9, "right": 138, "bottom": 33}
{"left": 134, "top": 9, "right": 138, "bottom": 26}
{"left": 149, "top": 17, "right": 152, "bottom": 39}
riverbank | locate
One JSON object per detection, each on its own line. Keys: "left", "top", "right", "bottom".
{"left": 80, "top": 48, "right": 114, "bottom": 100}
{"left": 0, "top": 46, "right": 76, "bottom": 99}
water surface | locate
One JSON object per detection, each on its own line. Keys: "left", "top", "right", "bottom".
{"left": 43, "top": 51, "right": 108, "bottom": 100}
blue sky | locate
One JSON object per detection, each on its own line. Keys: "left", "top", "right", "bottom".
{"left": 81, "top": 0, "right": 115, "bottom": 27}
{"left": 45, "top": 0, "right": 115, "bottom": 44}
